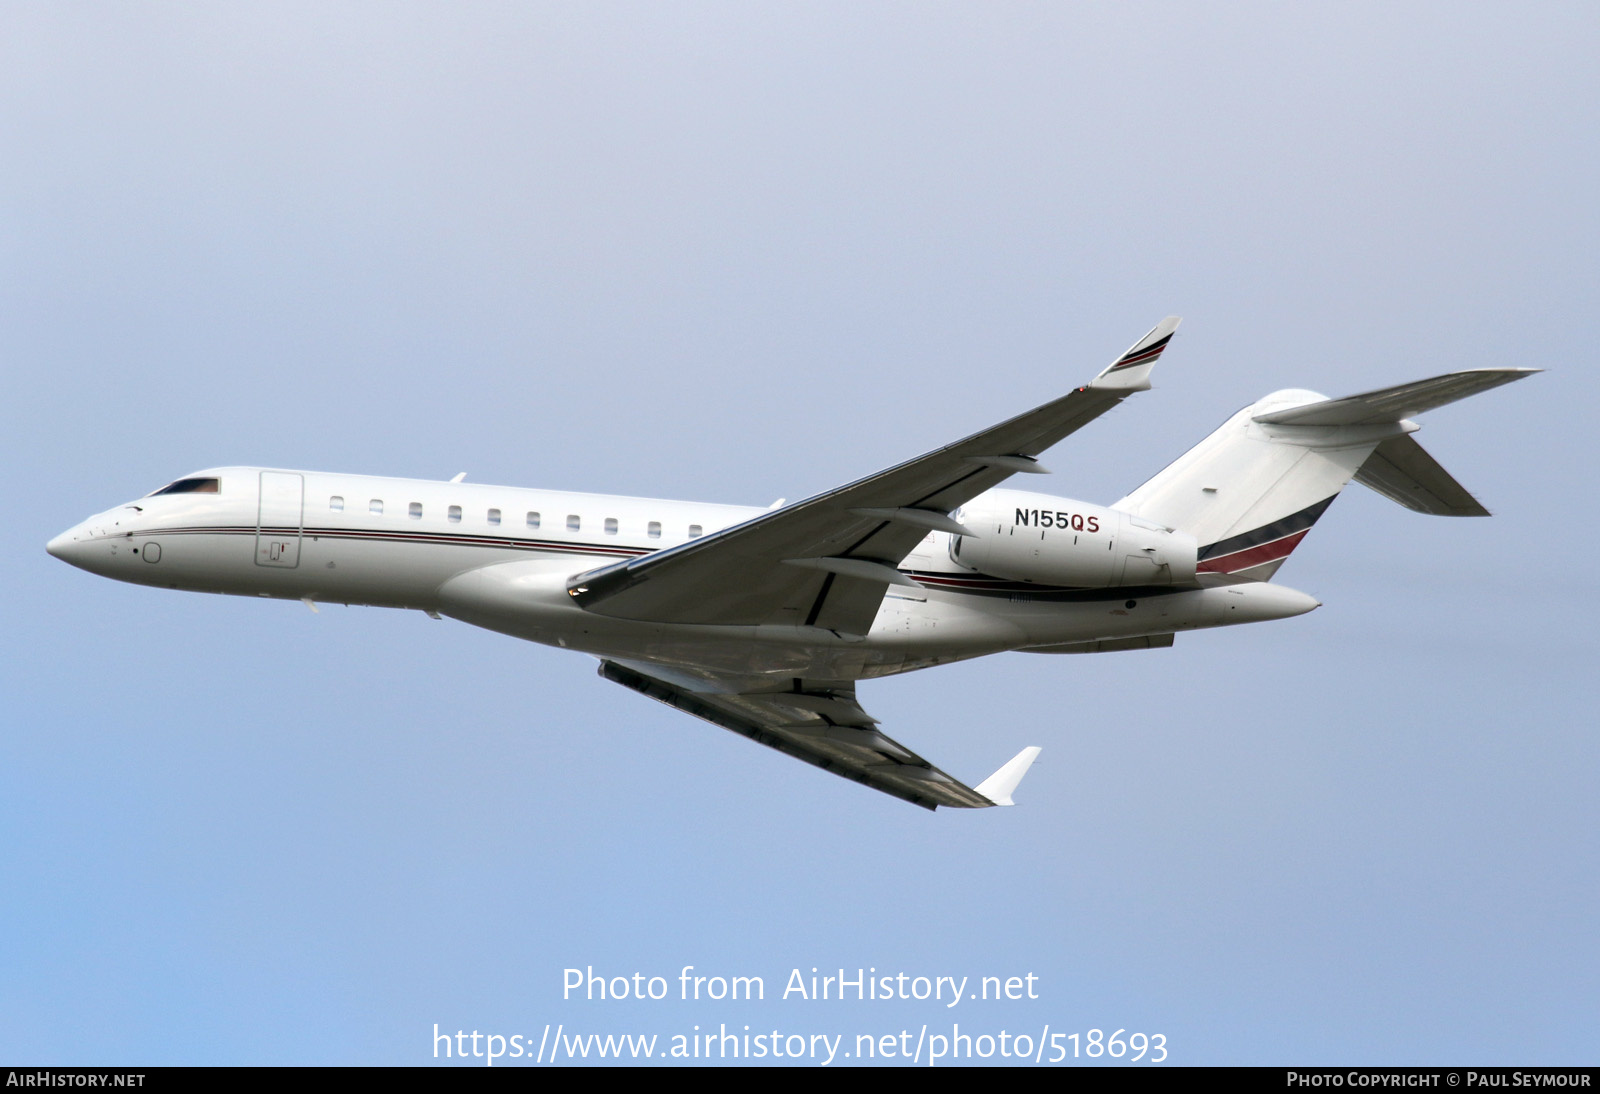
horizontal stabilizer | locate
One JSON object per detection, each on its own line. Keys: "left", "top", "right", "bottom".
{"left": 974, "top": 746, "right": 1043, "bottom": 807}
{"left": 1354, "top": 435, "right": 1489, "bottom": 516}
{"left": 1253, "top": 368, "right": 1538, "bottom": 426}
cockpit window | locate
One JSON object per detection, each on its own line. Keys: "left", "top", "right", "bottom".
{"left": 147, "top": 477, "right": 220, "bottom": 497}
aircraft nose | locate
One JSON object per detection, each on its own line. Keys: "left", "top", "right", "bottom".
{"left": 47, "top": 524, "right": 91, "bottom": 566}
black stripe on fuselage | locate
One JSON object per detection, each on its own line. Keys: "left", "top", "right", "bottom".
{"left": 128, "top": 525, "right": 1179, "bottom": 603}
{"left": 1196, "top": 496, "right": 1337, "bottom": 561}
{"left": 126, "top": 524, "right": 653, "bottom": 558}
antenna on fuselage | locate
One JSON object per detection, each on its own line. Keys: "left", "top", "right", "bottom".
{"left": 450, "top": 472, "right": 467, "bottom": 483}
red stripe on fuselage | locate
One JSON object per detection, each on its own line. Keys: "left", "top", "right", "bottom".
{"left": 1195, "top": 529, "right": 1309, "bottom": 574}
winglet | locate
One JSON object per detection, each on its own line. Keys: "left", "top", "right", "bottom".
{"left": 1090, "top": 317, "right": 1181, "bottom": 393}
{"left": 974, "top": 746, "right": 1043, "bottom": 807}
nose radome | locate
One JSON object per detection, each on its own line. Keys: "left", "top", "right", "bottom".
{"left": 47, "top": 525, "right": 93, "bottom": 567}
{"left": 46, "top": 529, "right": 74, "bottom": 559}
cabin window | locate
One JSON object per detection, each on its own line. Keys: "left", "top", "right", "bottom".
{"left": 329, "top": 496, "right": 344, "bottom": 512}
{"left": 448, "top": 505, "right": 462, "bottom": 524}
{"left": 604, "top": 517, "right": 618, "bottom": 535}
{"left": 648, "top": 521, "right": 661, "bottom": 539}
{"left": 567, "top": 514, "right": 581, "bottom": 532}
{"left": 487, "top": 508, "right": 501, "bottom": 526}
{"left": 689, "top": 524, "right": 703, "bottom": 538}
{"left": 370, "top": 499, "right": 383, "bottom": 515}
{"left": 147, "top": 477, "right": 219, "bottom": 497}
{"left": 409, "top": 502, "right": 422, "bottom": 520}
{"left": 526, "top": 511, "right": 541, "bottom": 530}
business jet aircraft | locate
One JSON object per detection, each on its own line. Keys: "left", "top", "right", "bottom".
{"left": 47, "top": 319, "right": 1533, "bottom": 810}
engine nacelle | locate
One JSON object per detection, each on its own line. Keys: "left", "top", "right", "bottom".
{"left": 951, "top": 489, "right": 1197, "bottom": 588}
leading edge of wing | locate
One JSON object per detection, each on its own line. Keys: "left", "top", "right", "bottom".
{"left": 567, "top": 318, "right": 1181, "bottom": 629}
{"left": 598, "top": 659, "right": 1042, "bottom": 811}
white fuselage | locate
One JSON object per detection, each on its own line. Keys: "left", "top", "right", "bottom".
{"left": 47, "top": 466, "right": 1318, "bottom": 684}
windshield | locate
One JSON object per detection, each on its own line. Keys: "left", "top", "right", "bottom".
{"left": 146, "top": 477, "right": 220, "bottom": 497}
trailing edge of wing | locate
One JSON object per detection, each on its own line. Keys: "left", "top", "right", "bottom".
{"left": 781, "top": 555, "right": 923, "bottom": 587}
{"left": 599, "top": 659, "right": 1018, "bottom": 811}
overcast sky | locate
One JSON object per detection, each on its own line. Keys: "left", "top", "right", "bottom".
{"left": 4, "top": 3, "right": 1596, "bottom": 1066}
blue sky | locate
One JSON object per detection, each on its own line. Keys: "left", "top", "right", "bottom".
{"left": 4, "top": 3, "right": 1596, "bottom": 1066}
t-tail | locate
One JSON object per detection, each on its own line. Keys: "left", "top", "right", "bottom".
{"left": 1113, "top": 368, "right": 1539, "bottom": 580}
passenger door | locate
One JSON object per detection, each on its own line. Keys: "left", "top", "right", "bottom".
{"left": 256, "top": 471, "right": 303, "bottom": 568}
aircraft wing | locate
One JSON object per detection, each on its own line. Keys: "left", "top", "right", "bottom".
{"left": 598, "top": 659, "right": 1040, "bottom": 810}
{"left": 569, "top": 317, "right": 1180, "bottom": 635}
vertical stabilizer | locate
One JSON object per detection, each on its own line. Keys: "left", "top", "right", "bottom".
{"left": 1113, "top": 368, "right": 1535, "bottom": 579}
